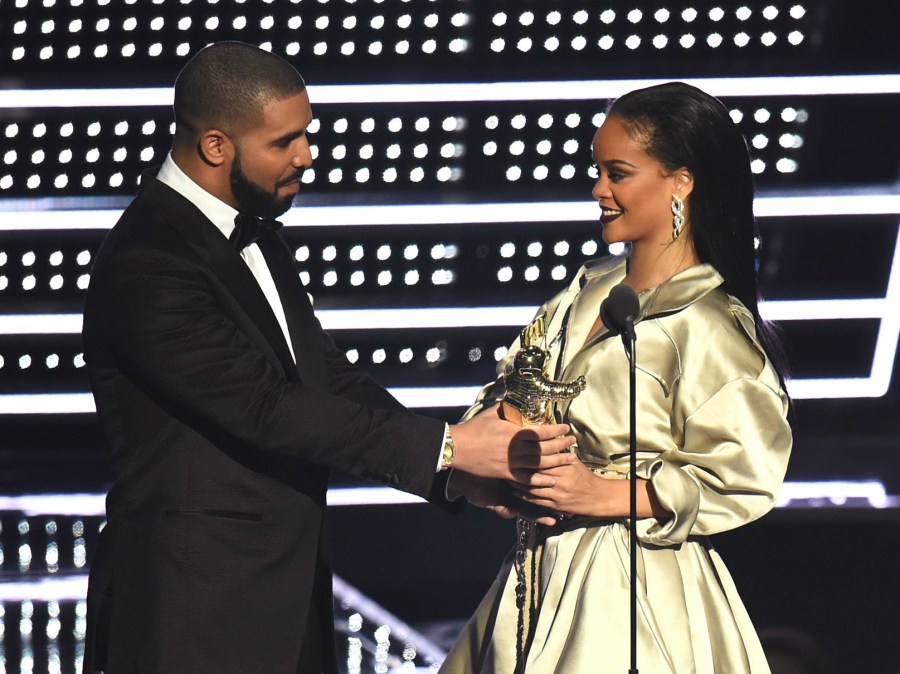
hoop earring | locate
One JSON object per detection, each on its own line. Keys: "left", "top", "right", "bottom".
{"left": 671, "top": 195, "right": 685, "bottom": 240}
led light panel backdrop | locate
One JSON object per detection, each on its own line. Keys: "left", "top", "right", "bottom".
{"left": 0, "top": 1, "right": 897, "bottom": 498}
{"left": 1, "top": 1, "right": 899, "bottom": 672}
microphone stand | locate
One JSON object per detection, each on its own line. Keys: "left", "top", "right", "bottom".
{"left": 624, "top": 320, "right": 638, "bottom": 674}
{"left": 599, "top": 282, "right": 641, "bottom": 673}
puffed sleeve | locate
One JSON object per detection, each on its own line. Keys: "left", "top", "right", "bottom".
{"left": 635, "top": 376, "right": 791, "bottom": 545}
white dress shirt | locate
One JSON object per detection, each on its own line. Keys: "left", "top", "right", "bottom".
{"left": 156, "top": 154, "right": 297, "bottom": 363}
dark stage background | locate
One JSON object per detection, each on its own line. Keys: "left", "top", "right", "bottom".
{"left": 1, "top": 1, "right": 899, "bottom": 672}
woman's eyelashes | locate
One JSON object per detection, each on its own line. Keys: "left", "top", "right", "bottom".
{"left": 591, "top": 162, "right": 627, "bottom": 183}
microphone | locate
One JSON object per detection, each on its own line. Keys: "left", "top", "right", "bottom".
{"left": 599, "top": 283, "right": 640, "bottom": 343}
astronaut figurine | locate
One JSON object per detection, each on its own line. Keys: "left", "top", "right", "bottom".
{"left": 501, "top": 345, "right": 586, "bottom": 426}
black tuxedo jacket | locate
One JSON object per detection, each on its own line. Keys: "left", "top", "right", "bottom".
{"left": 81, "top": 173, "right": 448, "bottom": 674}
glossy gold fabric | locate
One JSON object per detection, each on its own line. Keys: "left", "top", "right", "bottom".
{"left": 441, "top": 257, "right": 792, "bottom": 674}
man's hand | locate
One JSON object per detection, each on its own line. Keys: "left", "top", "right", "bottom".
{"left": 448, "top": 470, "right": 561, "bottom": 526}
{"left": 448, "top": 404, "right": 576, "bottom": 481}
{"left": 446, "top": 471, "right": 519, "bottom": 519}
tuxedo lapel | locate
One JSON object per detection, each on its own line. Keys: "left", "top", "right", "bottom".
{"left": 137, "top": 175, "right": 300, "bottom": 382}
{"left": 257, "top": 236, "right": 329, "bottom": 389}
{"left": 205, "top": 233, "right": 303, "bottom": 382}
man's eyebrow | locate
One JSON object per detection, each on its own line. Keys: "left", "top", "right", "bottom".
{"left": 273, "top": 128, "right": 306, "bottom": 145}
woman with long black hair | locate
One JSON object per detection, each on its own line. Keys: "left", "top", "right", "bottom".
{"left": 443, "top": 82, "right": 792, "bottom": 673}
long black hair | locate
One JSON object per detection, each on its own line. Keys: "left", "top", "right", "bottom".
{"left": 608, "top": 82, "right": 789, "bottom": 392}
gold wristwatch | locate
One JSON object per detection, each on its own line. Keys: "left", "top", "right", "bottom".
{"left": 440, "top": 425, "right": 456, "bottom": 470}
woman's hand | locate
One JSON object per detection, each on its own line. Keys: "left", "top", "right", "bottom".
{"left": 509, "top": 455, "right": 609, "bottom": 519}
{"left": 510, "top": 456, "right": 668, "bottom": 521}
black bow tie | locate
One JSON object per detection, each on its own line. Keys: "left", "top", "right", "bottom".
{"left": 230, "top": 212, "right": 283, "bottom": 251}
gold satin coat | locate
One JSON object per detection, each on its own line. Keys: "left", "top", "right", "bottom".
{"left": 440, "top": 257, "right": 792, "bottom": 674}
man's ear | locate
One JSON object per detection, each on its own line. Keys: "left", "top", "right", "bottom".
{"left": 196, "top": 129, "right": 232, "bottom": 167}
{"left": 674, "top": 166, "right": 694, "bottom": 199}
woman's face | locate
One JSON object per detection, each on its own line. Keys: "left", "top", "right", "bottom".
{"left": 590, "top": 116, "right": 690, "bottom": 247}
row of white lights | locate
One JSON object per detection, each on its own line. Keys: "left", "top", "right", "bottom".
{"left": 0, "top": 345, "right": 497, "bottom": 373}
{"left": 0, "top": 215, "right": 816, "bottom": 276}
{"left": 7, "top": 6, "right": 806, "bottom": 35}
{"left": 0, "top": 237, "right": 764, "bottom": 270}
{"left": 0, "top": 159, "right": 802, "bottom": 191}
{"left": 0, "top": 242, "right": 465, "bottom": 269}
{"left": 1, "top": 170, "right": 460, "bottom": 191}
{"left": 1, "top": 107, "right": 802, "bottom": 141}
{"left": 11, "top": 13, "right": 468, "bottom": 35}
{"left": 10, "top": 38, "right": 471, "bottom": 62}
{"left": 4, "top": 159, "right": 804, "bottom": 191}
{"left": 0, "top": 274, "right": 89, "bottom": 291}
{"left": 0, "top": 258, "right": 580, "bottom": 293}
{"left": 489, "top": 30, "right": 804, "bottom": 54}
{"left": 0, "top": 167, "right": 465, "bottom": 191}
{"left": 2, "top": 276, "right": 66, "bottom": 294}
{"left": 0, "top": 250, "right": 91, "bottom": 266}
{"left": 0, "top": 353, "right": 84, "bottom": 370}
{"left": 7, "top": 30, "right": 805, "bottom": 63}
{"left": 1, "top": 116, "right": 461, "bottom": 139}
{"left": 494, "top": 6, "right": 806, "bottom": 25}
{"left": 0, "top": 244, "right": 454, "bottom": 270}
{"left": 0, "top": 269, "right": 476, "bottom": 292}
{"left": 0, "top": 244, "right": 584, "bottom": 291}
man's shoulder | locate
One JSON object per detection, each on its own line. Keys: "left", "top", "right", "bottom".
{"left": 105, "top": 194, "right": 177, "bottom": 251}
{"left": 109, "top": 176, "right": 206, "bottom": 248}
{"left": 88, "top": 190, "right": 203, "bottom": 290}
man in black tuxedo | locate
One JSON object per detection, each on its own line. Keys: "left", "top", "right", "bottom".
{"left": 81, "top": 42, "right": 574, "bottom": 674}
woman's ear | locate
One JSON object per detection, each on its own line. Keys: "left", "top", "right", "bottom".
{"left": 674, "top": 166, "right": 694, "bottom": 199}
{"left": 196, "top": 129, "right": 232, "bottom": 167}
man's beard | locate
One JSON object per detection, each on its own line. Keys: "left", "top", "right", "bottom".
{"left": 229, "top": 147, "right": 296, "bottom": 218}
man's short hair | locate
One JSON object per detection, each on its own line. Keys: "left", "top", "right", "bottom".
{"left": 173, "top": 41, "right": 306, "bottom": 138}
